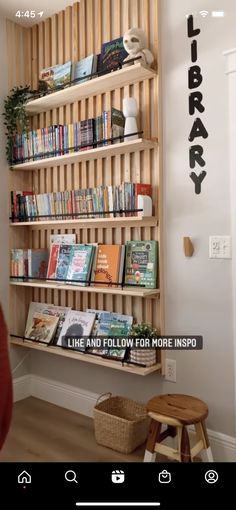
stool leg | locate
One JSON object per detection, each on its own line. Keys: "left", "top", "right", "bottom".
{"left": 144, "top": 419, "right": 161, "bottom": 462}
{"left": 199, "top": 421, "right": 214, "bottom": 462}
{"left": 180, "top": 426, "right": 191, "bottom": 462}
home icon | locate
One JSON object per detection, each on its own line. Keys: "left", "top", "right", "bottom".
{"left": 18, "top": 471, "right": 31, "bottom": 484}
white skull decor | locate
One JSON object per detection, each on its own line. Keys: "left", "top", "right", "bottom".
{"left": 123, "top": 28, "right": 154, "bottom": 66}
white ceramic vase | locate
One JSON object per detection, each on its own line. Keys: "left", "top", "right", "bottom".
{"left": 123, "top": 97, "right": 139, "bottom": 140}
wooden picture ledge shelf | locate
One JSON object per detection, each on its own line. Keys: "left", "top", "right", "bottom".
{"left": 10, "top": 280, "right": 160, "bottom": 298}
{"left": 11, "top": 139, "right": 158, "bottom": 171}
{"left": 10, "top": 337, "right": 162, "bottom": 376}
{"left": 25, "top": 63, "right": 157, "bottom": 115}
{"left": 10, "top": 216, "right": 158, "bottom": 229}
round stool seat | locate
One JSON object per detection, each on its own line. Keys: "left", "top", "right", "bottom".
{"left": 147, "top": 394, "right": 208, "bottom": 425}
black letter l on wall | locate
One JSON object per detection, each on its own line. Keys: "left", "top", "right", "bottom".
{"left": 187, "top": 15, "right": 201, "bottom": 37}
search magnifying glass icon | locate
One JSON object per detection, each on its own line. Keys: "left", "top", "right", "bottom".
{"left": 65, "top": 470, "right": 78, "bottom": 483}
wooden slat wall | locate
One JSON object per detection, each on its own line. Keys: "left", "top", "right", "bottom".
{"left": 7, "top": 0, "right": 162, "bottom": 366}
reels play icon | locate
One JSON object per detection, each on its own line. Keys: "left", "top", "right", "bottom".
{"left": 111, "top": 470, "right": 125, "bottom": 484}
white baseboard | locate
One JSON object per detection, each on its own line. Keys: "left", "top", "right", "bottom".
{"left": 13, "top": 374, "right": 236, "bottom": 461}
{"left": 30, "top": 374, "right": 98, "bottom": 417}
{"left": 205, "top": 429, "right": 236, "bottom": 462}
{"left": 13, "top": 374, "right": 31, "bottom": 402}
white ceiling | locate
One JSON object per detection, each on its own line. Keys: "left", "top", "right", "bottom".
{"left": 0, "top": 0, "right": 76, "bottom": 26}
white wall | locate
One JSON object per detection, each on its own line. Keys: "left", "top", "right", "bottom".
{"left": 12, "top": 0, "right": 236, "bottom": 447}
{"left": 160, "top": 0, "right": 236, "bottom": 437}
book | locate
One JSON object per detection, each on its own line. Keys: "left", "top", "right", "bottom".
{"left": 100, "top": 37, "right": 128, "bottom": 73}
{"left": 10, "top": 249, "right": 28, "bottom": 279}
{"left": 92, "top": 245, "right": 122, "bottom": 288}
{"left": 134, "top": 184, "right": 152, "bottom": 215}
{"left": 86, "top": 309, "right": 133, "bottom": 337}
{"left": 66, "top": 244, "right": 95, "bottom": 286}
{"left": 47, "top": 244, "right": 60, "bottom": 279}
{"left": 55, "top": 245, "right": 73, "bottom": 281}
{"left": 124, "top": 240, "right": 158, "bottom": 289}
{"left": 57, "top": 310, "right": 96, "bottom": 349}
{"left": 111, "top": 107, "right": 125, "bottom": 143}
{"left": 24, "top": 312, "right": 59, "bottom": 344}
{"left": 72, "top": 54, "right": 97, "bottom": 83}
{"left": 50, "top": 234, "right": 76, "bottom": 245}
{"left": 28, "top": 249, "right": 49, "bottom": 279}
{"left": 40, "top": 61, "right": 72, "bottom": 89}
{"left": 25, "top": 302, "right": 71, "bottom": 345}
{"left": 106, "top": 348, "right": 127, "bottom": 360}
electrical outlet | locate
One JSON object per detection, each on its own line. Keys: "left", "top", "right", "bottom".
{"left": 165, "top": 358, "right": 176, "bottom": 382}
{"left": 209, "top": 236, "right": 231, "bottom": 259}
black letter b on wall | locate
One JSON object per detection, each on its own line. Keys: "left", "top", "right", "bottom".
{"left": 189, "top": 65, "right": 203, "bottom": 89}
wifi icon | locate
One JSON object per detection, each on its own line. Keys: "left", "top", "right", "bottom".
{"left": 200, "top": 10, "right": 209, "bottom": 17}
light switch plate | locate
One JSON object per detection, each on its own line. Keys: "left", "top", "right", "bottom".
{"left": 209, "top": 236, "right": 231, "bottom": 259}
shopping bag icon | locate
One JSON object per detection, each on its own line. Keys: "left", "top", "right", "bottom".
{"left": 158, "top": 470, "right": 171, "bottom": 484}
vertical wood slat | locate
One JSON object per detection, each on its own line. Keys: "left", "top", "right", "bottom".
{"left": 7, "top": 0, "right": 162, "bottom": 368}
{"left": 79, "top": 0, "right": 86, "bottom": 59}
{"left": 6, "top": 20, "right": 15, "bottom": 90}
{"left": 72, "top": 2, "right": 79, "bottom": 61}
{"left": 31, "top": 25, "right": 38, "bottom": 90}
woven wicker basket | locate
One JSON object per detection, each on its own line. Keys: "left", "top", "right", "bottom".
{"left": 94, "top": 393, "right": 150, "bottom": 454}
{"left": 129, "top": 348, "right": 157, "bottom": 367}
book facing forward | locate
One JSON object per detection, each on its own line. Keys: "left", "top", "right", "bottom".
{"left": 24, "top": 312, "right": 59, "bottom": 344}
{"left": 100, "top": 37, "right": 128, "bottom": 73}
{"left": 124, "top": 240, "right": 158, "bottom": 289}
{"left": 66, "top": 244, "right": 95, "bottom": 286}
{"left": 25, "top": 302, "right": 71, "bottom": 345}
{"left": 57, "top": 310, "right": 96, "bottom": 349}
{"left": 92, "top": 244, "right": 123, "bottom": 288}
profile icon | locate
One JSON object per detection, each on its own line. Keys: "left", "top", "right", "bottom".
{"left": 204, "top": 470, "right": 219, "bottom": 484}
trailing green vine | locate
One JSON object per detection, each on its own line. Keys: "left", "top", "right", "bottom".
{"left": 3, "top": 85, "right": 33, "bottom": 166}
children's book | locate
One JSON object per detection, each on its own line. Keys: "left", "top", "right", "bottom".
{"left": 10, "top": 249, "right": 28, "bottom": 279}
{"left": 28, "top": 249, "right": 49, "bottom": 279}
{"left": 25, "top": 312, "right": 59, "bottom": 344}
{"left": 57, "top": 310, "right": 96, "bottom": 349}
{"left": 25, "top": 302, "right": 71, "bottom": 344}
{"left": 86, "top": 309, "right": 133, "bottom": 336}
{"left": 40, "top": 61, "right": 72, "bottom": 89}
{"left": 92, "top": 244, "right": 122, "bottom": 288}
{"left": 50, "top": 234, "right": 76, "bottom": 245}
{"left": 47, "top": 244, "right": 60, "bottom": 279}
{"left": 66, "top": 244, "right": 95, "bottom": 286}
{"left": 72, "top": 54, "right": 97, "bottom": 83}
{"left": 111, "top": 107, "right": 125, "bottom": 141}
{"left": 100, "top": 37, "right": 128, "bottom": 73}
{"left": 105, "top": 348, "right": 127, "bottom": 360}
{"left": 55, "top": 245, "right": 73, "bottom": 281}
{"left": 124, "top": 240, "right": 158, "bottom": 289}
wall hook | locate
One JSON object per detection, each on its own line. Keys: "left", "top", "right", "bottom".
{"left": 183, "top": 237, "right": 194, "bottom": 257}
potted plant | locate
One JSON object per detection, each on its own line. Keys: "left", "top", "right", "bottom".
{"left": 3, "top": 85, "right": 32, "bottom": 166}
{"left": 129, "top": 322, "right": 159, "bottom": 367}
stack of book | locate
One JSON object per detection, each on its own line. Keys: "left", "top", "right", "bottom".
{"left": 10, "top": 183, "right": 152, "bottom": 221}
{"left": 13, "top": 107, "right": 125, "bottom": 164}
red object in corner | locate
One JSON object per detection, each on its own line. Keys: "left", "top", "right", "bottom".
{"left": 0, "top": 305, "right": 12, "bottom": 450}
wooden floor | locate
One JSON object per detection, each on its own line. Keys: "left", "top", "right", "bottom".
{"left": 0, "top": 397, "right": 146, "bottom": 462}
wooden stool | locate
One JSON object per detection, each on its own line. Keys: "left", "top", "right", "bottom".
{"left": 144, "top": 394, "right": 213, "bottom": 463}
